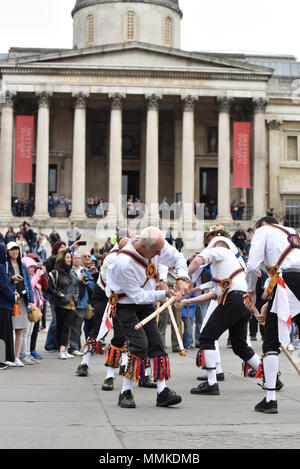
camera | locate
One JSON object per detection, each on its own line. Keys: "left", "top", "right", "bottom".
{"left": 82, "top": 275, "right": 89, "bottom": 283}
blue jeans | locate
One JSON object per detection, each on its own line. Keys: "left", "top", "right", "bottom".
{"left": 182, "top": 316, "right": 194, "bottom": 348}
{"left": 44, "top": 303, "right": 57, "bottom": 350}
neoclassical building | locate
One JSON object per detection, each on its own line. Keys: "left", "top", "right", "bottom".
{"left": 1, "top": 0, "right": 300, "bottom": 238}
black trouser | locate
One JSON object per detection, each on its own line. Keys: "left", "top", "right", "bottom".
{"left": 263, "top": 271, "right": 300, "bottom": 354}
{"left": 55, "top": 306, "right": 75, "bottom": 348}
{"left": 0, "top": 308, "right": 14, "bottom": 363}
{"left": 116, "top": 303, "right": 166, "bottom": 359}
{"left": 89, "top": 287, "right": 108, "bottom": 339}
{"left": 199, "top": 291, "right": 255, "bottom": 362}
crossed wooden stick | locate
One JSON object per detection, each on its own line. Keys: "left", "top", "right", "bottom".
{"left": 135, "top": 296, "right": 186, "bottom": 356}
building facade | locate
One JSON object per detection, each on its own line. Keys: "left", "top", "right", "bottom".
{"left": 1, "top": 0, "right": 300, "bottom": 236}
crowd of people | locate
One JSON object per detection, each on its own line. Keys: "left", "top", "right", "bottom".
{"left": 1, "top": 215, "right": 300, "bottom": 415}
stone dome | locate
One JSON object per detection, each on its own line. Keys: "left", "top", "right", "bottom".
{"left": 72, "top": 0, "right": 182, "bottom": 17}
{"left": 72, "top": 0, "right": 182, "bottom": 49}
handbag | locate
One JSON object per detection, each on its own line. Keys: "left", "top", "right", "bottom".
{"left": 12, "top": 301, "right": 21, "bottom": 317}
{"left": 28, "top": 306, "right": 43, "bottom": 323}
{"left": 84, "top": 303, "right": 95, "bottom": 320}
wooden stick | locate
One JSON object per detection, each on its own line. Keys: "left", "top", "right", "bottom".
{"left": 280, "top": 344, "right": 300, "bottom": 376}
{"left": 156, "top": 302, "right": 161, "bottom": 324}
{"left": 167, "top": 305, "right": 186, "bottom": 356}
{"left": 135, "top": 296, "right": 176, "bottom": 330}
{"left": 177, "top": 308, "right": 183, "bottom": 338}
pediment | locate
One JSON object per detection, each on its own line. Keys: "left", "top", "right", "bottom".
{"left": 4, "top": 43, "right": 273, "bottom": 78}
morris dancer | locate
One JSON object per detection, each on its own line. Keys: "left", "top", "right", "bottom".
{"left": 244, "top": 217, "right": 300, "bottom": 414}
{"left": 179, "top": 237, "right": 260, "bottom": 396}
{"left": 105, "top": 226, "right": 189, "bottom": 408}
{"left": 76, "top": 232, "right": 130, "bottom": 378}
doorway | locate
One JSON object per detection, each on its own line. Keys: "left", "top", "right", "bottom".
{"left": 122, "top": 170, "right": 140, "bottom": 200}
{"left": 200, "top": 168, "right": 218, "bottom": 219}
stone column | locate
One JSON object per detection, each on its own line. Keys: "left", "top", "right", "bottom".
{"left": 216, "top": 97, "right": 232, "bottom": 222}
{"left": 181, "top": 96, "right": 196, "bottom": 221}
{"left": 268, "top": 119, "right": 282, "bottom": 217}
{"left": 145, "top": 94, "right": 161, "bottom": 222}
{"left": 174, "top": 109, "right": 182, "bottom": 200}
{"left": 0, "top": 92, "right": 15, "bottom": 217}
{"left": 34, "top": 92, "right": 51, "bottom": 219}
{"left": 71, "top": 93, "right": 88, "bottom": 220}
{"left": 108, "top": 93, "right": 124, "bottom": 222}
{"left": 253, "top": 98, "right": 268, "bottom": 219}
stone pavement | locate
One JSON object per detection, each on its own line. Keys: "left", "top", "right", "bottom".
{"left": 0, "top": 327, "right": 300, "bottom": 450}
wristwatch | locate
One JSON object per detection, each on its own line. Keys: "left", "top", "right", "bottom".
{"left": 175, "top": 276, "right": 189, "bottom": 283}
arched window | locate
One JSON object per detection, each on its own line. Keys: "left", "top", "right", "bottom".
{"left": 86, "top": 14, "right": 95, "bottom": 46}
{"left": 126, "top": 10, "right": 136, "bottom": 41}
{"left": 164, "top": 16, "right": 173, "bottom": 47}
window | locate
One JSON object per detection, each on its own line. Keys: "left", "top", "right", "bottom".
{"left": 86, "top": 14, "right": 95, "bottom": 46}
{"left": 287, "top": 136, "right": 298, "bottom": 161}
{"left": 164, "top": 16, "right": 173, "bottom": 47}
{"left": 126, "top": 11, "right": 136, "bottom": 41}
{"left": 285, "top": 199, "right": 300, "bottom": 228}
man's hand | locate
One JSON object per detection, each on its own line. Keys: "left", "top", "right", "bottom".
{"left": 255, "top": 302, "right": 267, "bottom": 326}
{"left": 156, "top": 281, "right": 168, "bottom": 291}
{"left": 175, "top": 280, "right": 189, "bottom": 298}
{"left": 244, "top": 291, "right": 256, "bottom": 311}
{"left": 165, "top": 289, "right": 177, "bottom": 299}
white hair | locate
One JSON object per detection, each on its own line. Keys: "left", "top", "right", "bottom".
{"left": 138, "top": 226, "right": 164, "bottom": 248}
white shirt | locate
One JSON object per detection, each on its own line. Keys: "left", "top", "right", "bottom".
{"left": 105, "top": 238, "right": 188, "bottom": 304}
{"left": 97, "top": 243, "right": 119, "bottom": 291}
{"left": 200, "top": 246, "right": 247, "bottom": 297}
{"left": 246, "top": 224, "right": 300, "bottom": 291}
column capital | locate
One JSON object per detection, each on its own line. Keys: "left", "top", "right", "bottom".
{"left": 216, "top": 97, "right": 232, "bottom": 113}
{"left": 1, "top": 91, "right": 16, "bottom": 109}
{"left": 73, "top": 92, "right": 89, "bottom": 109}
{"left": 37, "top": 92, "right": 52, "bottom": 109}
{"left": 181, "top": 95, "right": 197, "bottom": 112}
{"left": 267, "top": 119, "right": 282, "bottom": 131}
{"left": 109, "top": 93, "right": 125, "bottom": 110}
{"left": 145, "top": 94, "right": 161, "bottom": 111}
{"left": 253, "top": 97, "right": 268, "bottom": 114}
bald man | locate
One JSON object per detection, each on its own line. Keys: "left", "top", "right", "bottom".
{"left": 106, "top": 226, "right": 189, "bottom": 409}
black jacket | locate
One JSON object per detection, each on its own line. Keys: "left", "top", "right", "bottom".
{"left": 48, "top": 269, "right": 77, "bottom": 307}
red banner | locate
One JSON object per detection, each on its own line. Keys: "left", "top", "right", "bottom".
{"left": 14, "top": 116, "right": 34, "bottom": 183}
{"left": 233, "top": 122, "right": 251, "bottom": 189}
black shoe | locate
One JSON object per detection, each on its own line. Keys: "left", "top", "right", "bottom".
{"left": 102, "top": 377, "right": 114, "bottom": 391}
{"left": 197, "top": 372, "right": 225, "bottom": 382}
{"left": 138, "top": 376, "right": 157, "bottom": 388}
{"left": 119, "top": 365, "right": 126, "bottom": 376}
{"left": 276, "top": 377, "right": 284, "bottom": 391}
{"left": 191, "top": 381, "right": 220, "bottom": 395}
{"left": 254, "top": 397, "right": 278, "bottom": 414}
{"left": 118, "top": 390, "right": 136, "bottom": 408}
{"left": 0, "top": 363, "right": 8, "bottom": 370}
{"left": 156, "top": 387, "right": 182, "bottom": 407}
{"left": 76, "top": 364, "right": 88, "bottom": 377}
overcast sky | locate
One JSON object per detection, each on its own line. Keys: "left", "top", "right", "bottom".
{"left": 0, "top": 0, "right": 299, "bottom": 60}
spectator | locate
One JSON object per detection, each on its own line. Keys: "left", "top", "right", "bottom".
{"left": 232, "top": 225, "right": 247, "bottom": 255}
{"left": 19, "top": 257, "right": 43, "bottom": 365}
{"left": 43, "top": 240, "right": 67, "bottom": 353}
{"left": 66, "top": 222, "right": 81, "bottom": 248}
{"left": 96, "top": 199, "right": 106, "bottom": 218}
{"left": 207, "top": 199, "right": 217, "bottom": 219}
{"left": 48, "top": 195, "right": 56, "bottom": 217}
{"left": 26, "top": 196, "right": 35, "bottom": 217}
{"left": 231, "top": 199, "right": 239, "bottom": 220}
{"left": 4, "top": 227, "right": 16, "bottom": 245}
{"left": 11, "top": 193, "right": 18, "bottom": 216}
{"left": 237, "top": 199, "right": 245, "bottom": 220}
{"left": 165, "top": 227, "right": 174, "bottom": 245}
{"left": 16, "top": 233, "right": 29, "bottom": 257}
{"left": 266, "top": 208, "right": 276, "bottom": 217}
{"left": 48, "top": 250, "right": 77, "bottom": 360}
{"left": 161, "top": 197, "right": 169, "bottom": 219}
{"left": 49, "top": 227, "right": 61, "bottom": 247}
{"left": 6, "top": 241, "right": 34, "bottom": 367}
{"left": 90, "top": 242, "right": 100, "bottom": 256}
{"left": 175, "top": 232, "right": 184, "bottom": 252}
{"left": 246, "top": 227, "right": 254, "bottom": 256}
{"left": 23, "top": 222, "right": 35, "bottom": 253}
{"left": 0, "top": 243, "right": 15, "bottom": 369}
{"left": 87, "top": 196, "right": 94, "bottom": 217}
{"left": 69, "top": 253, "right": 95, "bottom": 356}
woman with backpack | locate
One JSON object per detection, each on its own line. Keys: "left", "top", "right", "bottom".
{"left": 48, "top": 249, "right": 78, "bottom": 360}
